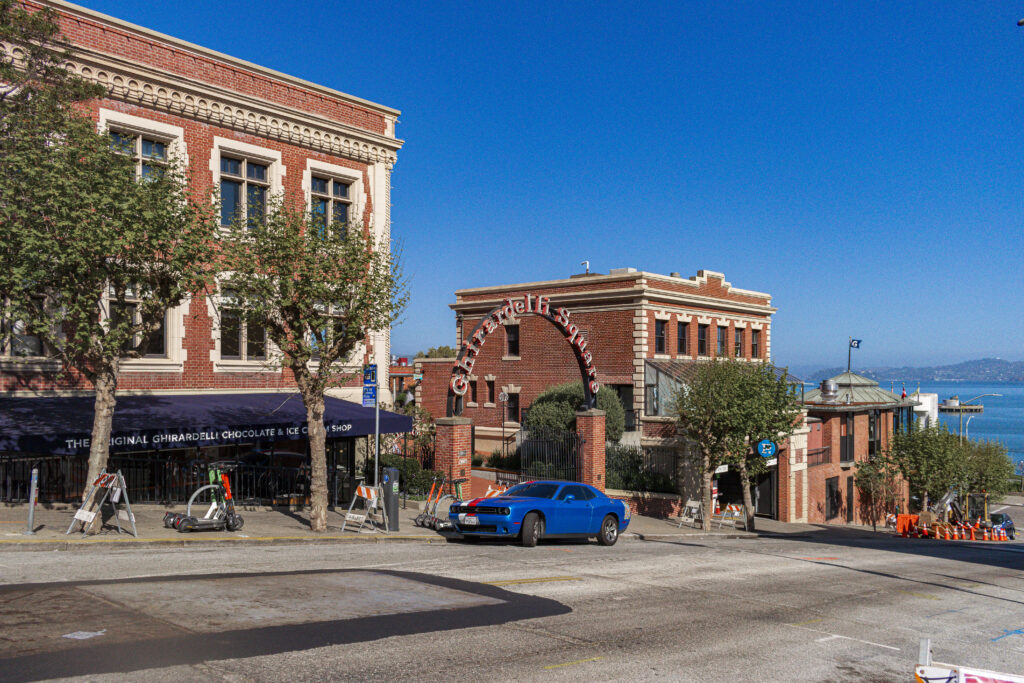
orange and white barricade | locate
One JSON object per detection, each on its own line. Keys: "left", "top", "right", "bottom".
{"left": 341, "top": 483, "right": 388, "bottom": 534}
{"left": 483, "top": 484, "right": 507, "bottom": 498}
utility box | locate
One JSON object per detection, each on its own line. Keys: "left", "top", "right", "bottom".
{"left": 381, "top": 467, "right": 400, "bottom": 531}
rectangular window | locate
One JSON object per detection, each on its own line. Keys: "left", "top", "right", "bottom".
{"left": 506, "top": 324, "right": 520, "bottom": 356}
{"left": 220, "top": 290, "right": 267, "bottom": 361}
{"left": 108, "top": 288, "right": 166, "bottom": 358}
{"left": 506, "top": 394, "right": 520, "bottom": 423}
{"left": 470, "top": 381, "right": 478, "bottom": 404}
{"left": 311, "top": 175, "right": 353, "bottom": 237}
{"left": 717, "top": 326, "right": 727, "bottom": 356}
{"left": 677, "top": 322, "right": 688, "bottom": 355}
{"left": 487, "top": 380, "right": 495, "bottom": 404}
{"left": 0, "top": 297, "right": 46, "bottom": 358}
{"left": 734, "top": 328, "right": 744, "bottom": 358}
{"left": 310, "top": 313, "right": 345, "bottom": 361}
{"left": 110, "top": 130, "right": 169, "bottom": 179}
{"left": 655, "top": 320, "right": 666, "bottom": 354}
{"left": 220, "top": 156, "right": 269, "bottom": 228}
{"left": 751, "top": 329, "right": 761, "bottom": 358}
{"left": 697, "top": 324, "right": 708, "bottom": 356}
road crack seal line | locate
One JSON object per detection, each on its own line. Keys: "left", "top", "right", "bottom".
{"left": 483, "top": 576, "right": 581, "bottom": 587}
{"left": 543, "top": 656, "right": 602, "bottom": 670}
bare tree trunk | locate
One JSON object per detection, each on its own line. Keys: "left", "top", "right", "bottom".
{"left": 305, "top": 393, "right": 328, "bottom": 532}
{"left": 84, "top": 363, "right": 118, "bottom": 534}
{"left": 701, "top": 450, "right": 713, "bottom": 532}
{"left": 85, "top": 365, "right": 118, "bottom": 492}
{"left": 737, "top": 457, "right": 756, "bottom": 532}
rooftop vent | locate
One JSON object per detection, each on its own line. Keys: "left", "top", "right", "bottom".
{"left": 609, "top": 267, "right": 637, "bottom": 275}
{"left": 670, "top": 272, "right": 681, "bottom": 278}
{"left": 820, "top": 380, "right": 838, "bottom": 403}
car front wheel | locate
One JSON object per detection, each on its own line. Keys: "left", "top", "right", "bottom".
{"left": 597, "top": 514, "right": 619, "bottom": 546}
{"left": 521, "top": 512, "right": 543, "bottom": 547}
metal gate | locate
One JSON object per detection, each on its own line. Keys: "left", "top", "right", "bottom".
{"left": 517, "top": 425, "right": 583, "bottom": 483}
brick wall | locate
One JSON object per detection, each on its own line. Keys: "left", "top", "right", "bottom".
{"left": 3, "top": 3, "right": 395, "bottom": 398}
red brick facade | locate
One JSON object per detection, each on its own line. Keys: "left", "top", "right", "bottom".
{"left": 415, "top": 269, "right": 776, "bottom": 454}
{"left": 3, "top": 2, "right": 402, "bottom": 404}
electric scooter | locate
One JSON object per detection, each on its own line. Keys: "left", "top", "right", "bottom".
{"left": 163, "top": 462, "right": 244, "bottom": 533}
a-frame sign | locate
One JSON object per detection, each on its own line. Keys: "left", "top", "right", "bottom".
{"left": 66, "top": 470, "right": 137, "bottom": 537}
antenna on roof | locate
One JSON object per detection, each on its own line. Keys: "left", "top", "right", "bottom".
{"left": 581, "top": 260, "right": 590, "bottom": 274}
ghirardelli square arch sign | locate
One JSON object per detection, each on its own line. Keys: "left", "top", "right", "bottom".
{"left": 447, "top": 294, "right": 599, "bottom": 417}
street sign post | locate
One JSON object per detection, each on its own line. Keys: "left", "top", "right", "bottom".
{"left": 364, "top": 364, "right": 379, "bottom": 486}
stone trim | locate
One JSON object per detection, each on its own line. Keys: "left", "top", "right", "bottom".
{"left": 3, "top": 36, "right": 403, "bottom": 167}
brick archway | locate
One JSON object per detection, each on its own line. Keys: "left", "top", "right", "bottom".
{"left": 446, "top": 294, "right": 601, "bottom": 418}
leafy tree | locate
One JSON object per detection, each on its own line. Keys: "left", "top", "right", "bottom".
{"left": 522, "top": 382, "right": 625, "bottom": 443}
{"left": 221, "top": 196, "right": 407, "bottom": 532}
{"left": 854, "top": 454, "right": 903, "bottom": 531}
{"left": 731, "top": 362, "right": 802, "bottom": 531}
{"left": 959, "top": 439, "right": 1014, "bottom": 498}
{"left": 414, "top": 345, "right": 456, "bottom": 359}
{"left": 672, "top": 358, "right": 800, "bottom": 531}
{"left": 673, "top": 360, "right": 750, "bottom": 531}
{"left": 1, "top": 3, "right": 218, "bottom": 496}
{"left": 887, "top": 425, "right": 963, "bottom": 509}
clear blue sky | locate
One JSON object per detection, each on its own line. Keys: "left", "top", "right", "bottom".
{"left": 76, "top": 1, "right": 1024, "bottom": 370}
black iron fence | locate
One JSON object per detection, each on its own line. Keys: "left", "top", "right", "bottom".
{"left": 0, "top": 452, "right": 356, "bottom": 505}
{"left": 806, "top": 447, "right": 831, "bottom": 467}
{"left": 517, "top": 425, "right": 583, "bottom": 482}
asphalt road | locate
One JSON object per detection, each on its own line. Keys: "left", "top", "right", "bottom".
{"left": 1, "top": 530, "right": 1022, "bottom": 681}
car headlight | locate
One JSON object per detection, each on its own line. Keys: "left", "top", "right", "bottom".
{"left": 501, "top": 507, "right": 511, "bottom": 516}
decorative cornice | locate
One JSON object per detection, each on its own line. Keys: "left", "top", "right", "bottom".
{"left": 2, "top": 40, "right": 402, "bottom": 168}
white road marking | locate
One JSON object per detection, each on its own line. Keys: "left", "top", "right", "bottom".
{"left": 786, "top": 623, "right": 901, "bottom": 651}
{"left": 993, "top": 506, "right": 1008, "bottom": 513}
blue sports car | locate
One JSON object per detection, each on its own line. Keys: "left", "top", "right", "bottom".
{"left": 448, "top": 480, "right": 631, "bottom": 547}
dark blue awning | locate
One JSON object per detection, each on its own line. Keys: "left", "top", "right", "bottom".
{"left": 0, "top": 393, "right": 412, "bottom": 456}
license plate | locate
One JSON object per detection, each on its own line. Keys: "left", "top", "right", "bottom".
{"left": 460, "top": 514, "right": 478, "bottom": 526}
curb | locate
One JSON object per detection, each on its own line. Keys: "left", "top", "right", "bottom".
{"left": 0, "top": 533, "right": 451, "bottom": 552}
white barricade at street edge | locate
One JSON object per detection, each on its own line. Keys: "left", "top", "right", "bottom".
{"left": 341, "top": 482, "right": 388, "bottom": 534}
{"left": 66, "top": 470, "right": 137, "bottom": 537}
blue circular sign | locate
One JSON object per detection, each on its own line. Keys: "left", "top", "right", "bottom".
{"left": 756, "top": 439, "right": 777, "bottom": 458}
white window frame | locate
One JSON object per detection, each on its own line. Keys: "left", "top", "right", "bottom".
{"left": 207, "top": 279, "right": 281, "bottom": 373}
{"left": 303, "top": 159, "right": 364, "bottom": 234}
{"left": 211, "top": 137, "right": 284, "bottom": 232}
{"left": 98, "top": 109, "right": 187, "bottom": 168}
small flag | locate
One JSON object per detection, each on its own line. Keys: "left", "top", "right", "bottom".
{"left": 850, "top": 339, "right": 862, "bottom": 348}
{"left": 901, "top": 383, "right": 907, "bottom": 399}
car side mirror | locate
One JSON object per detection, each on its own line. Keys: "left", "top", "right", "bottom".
{"left": 564, "top": 495, "right": 575, "bottom": 503}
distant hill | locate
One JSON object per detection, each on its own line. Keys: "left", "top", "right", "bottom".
{"left": 800, "top": 358, "right": 1024, "bottom": 384}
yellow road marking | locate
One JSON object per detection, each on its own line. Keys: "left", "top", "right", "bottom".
{"left": 897, "top": 589, "right": 940, "bottom": 600}
{"left": 790, "top": 618, "right": 823, "bottom": 626}
{"left": 543, "top": 657, "right": 602, "bottom": 670}
{"left": 484, "top": 576, "right": 581, "bottom": 587}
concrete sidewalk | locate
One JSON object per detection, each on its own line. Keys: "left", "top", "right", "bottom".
{"left": 0, "top": 500, "right": 884, "bottom": 551}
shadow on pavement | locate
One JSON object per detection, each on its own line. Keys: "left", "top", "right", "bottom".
{"left": 0, "top": 569, "right": 570, "bottom": 682}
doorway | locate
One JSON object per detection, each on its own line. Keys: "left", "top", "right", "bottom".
{"left": 826, "top": 476, "right": 840, "bottom": 520}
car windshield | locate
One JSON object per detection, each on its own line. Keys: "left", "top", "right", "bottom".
{"left": 504, "top": 482, "right": 559, "bottom": 499}
{"left": 991, "top": 514, "right": 1009, "bottom": 524}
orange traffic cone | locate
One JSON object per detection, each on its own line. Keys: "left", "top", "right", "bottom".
{"left": 969, "top": 526, "right": 976, "bottom": 541}
{"left": 944, "top": 526, "right": 951, "bottom": 540}
{"left": 934, "top": 526, "right": 941, "bottom": 540}
{"left": 983, "top": 528, "right": 991, "bottom": 541}
{"left": 999, "top": 528, "right": 1007, "bottom": 542}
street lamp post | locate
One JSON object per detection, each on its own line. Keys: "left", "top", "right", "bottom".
{"left": 958, "top": 393, "right": 1002, "bottom": 443}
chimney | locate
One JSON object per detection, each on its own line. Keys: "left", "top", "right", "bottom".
{"left": 820, "top": 380, "right": 838, "bottom": 403}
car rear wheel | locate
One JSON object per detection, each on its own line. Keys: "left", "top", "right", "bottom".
{"left": 597, "top": 514, "right": 619, "bottom": 546}
{"left": 521, "top": 512, "right": 543, "bottom": 547}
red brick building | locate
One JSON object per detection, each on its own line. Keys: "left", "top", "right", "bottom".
{"left": 0, "top": 1, "right": 407, "bottom": 499}
{"left": 774, "top": 372, "right": 915, "bottom": 524}
{"left": 415, "top": 267, "right": 776, "bottom": 453}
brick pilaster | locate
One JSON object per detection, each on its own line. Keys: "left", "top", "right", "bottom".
{"left": 576, "top": 409, "right": 606, "bottom": 491}
{"left": 435, "top": 417, "right": 473, "bottom": 497}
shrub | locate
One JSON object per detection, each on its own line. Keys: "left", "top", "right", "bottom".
{"left": 487, "top": 448, "right": 521, "bottom": 471}
{"left": 605, "top": 444, "right": 676, "bottom": 493}
{"left": 523, "top": 382, "right": 626, "bottom": 442}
